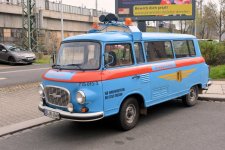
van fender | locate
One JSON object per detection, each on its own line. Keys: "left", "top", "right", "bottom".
{"left": 118, "top": 91, "right": 147, "bottom": 115}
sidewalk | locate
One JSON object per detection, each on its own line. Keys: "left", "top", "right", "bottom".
{"left": 0, "top": 81, "right": 224, "bottom": 137}
{"left": 0, "top": 84, "right": 53, "bottom": 137}
{"left": 199, "top": 81, "right": 225, "bottom": 101}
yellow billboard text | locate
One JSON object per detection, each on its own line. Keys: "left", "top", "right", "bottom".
{"left": 133, "top": 4, "right": 192, "bottom": 16}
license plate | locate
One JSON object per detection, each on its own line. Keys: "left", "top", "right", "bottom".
{"left": 27, "top": 58, "right": 33, "bottom": 60}
{"left": 44, "top": 109, "right": 60, "bottom": 119}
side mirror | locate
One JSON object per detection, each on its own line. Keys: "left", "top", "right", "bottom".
{"left": 104, "top": 52, "right": 116, "bottom": 68}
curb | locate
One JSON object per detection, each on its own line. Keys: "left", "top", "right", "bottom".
{"left": 198, "top": 96, "right": 225, "bottom": 102}
{"left": 0, "top": 117, "right": 55, "bottom": 137}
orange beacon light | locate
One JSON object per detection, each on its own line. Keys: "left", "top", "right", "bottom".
{"left": 125, "top": 18, "right": 133, "bottom": 26}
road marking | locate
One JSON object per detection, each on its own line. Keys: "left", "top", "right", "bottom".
{"left": 0, "top": 78, "right": 7, "bottom": 80}
{"left": 0, "top": 68, "right": 49, "bottom": 74}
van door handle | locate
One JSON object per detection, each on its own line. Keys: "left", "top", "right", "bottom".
{"left": 132, "top": 75, "right": 140, "bottom": 79}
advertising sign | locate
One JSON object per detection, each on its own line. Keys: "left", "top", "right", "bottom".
{"left": 116, "top": 0, "right": 195, "bottom": 21}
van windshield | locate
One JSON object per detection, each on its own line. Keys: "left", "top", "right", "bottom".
{"left": 55, "top": 42, "right": 101, "bottom": 70}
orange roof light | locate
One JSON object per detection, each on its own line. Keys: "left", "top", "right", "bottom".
{"left": 125, "top": 18, "right": 133, "bottom": 26}
{"left": 92, "top": 22, "right": 99, "bottom": 29}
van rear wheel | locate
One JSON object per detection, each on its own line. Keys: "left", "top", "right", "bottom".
{"left": 182, "top": 86, "right": 198, "bottom": 107}
{"left": 118, "top": 97, "right": 139, "bottom": 131}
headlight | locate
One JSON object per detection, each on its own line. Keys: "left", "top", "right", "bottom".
{"left": 17, "top": 54, "right": 25, "bottom": 57}
{"left": 76, "top": 91, "right": 86, "bottom": 104}
{"left": 39, "top": 84, "right": 44, "bottom": 96}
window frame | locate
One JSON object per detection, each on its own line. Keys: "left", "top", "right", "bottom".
{"left": 144, "top": 40, "right": 174, "bottom": 63}
{"left": 134, "top": 42, "right": 145, "bottom": 64}
{"left": 58, "top": 40, "right": 102, "bottom": 70}
{"left": 104, "top": 42, "right": 135, "bottom": 69}
{"left": 172, "top": 40, "right": 196, "bottom": 59}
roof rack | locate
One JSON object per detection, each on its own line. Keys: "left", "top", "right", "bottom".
{"left": 88, "top": 14, "right": 142, "bottom": 41}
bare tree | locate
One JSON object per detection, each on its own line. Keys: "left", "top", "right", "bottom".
{"left": 207, "top": 0, "right": 225, "bottom": 41}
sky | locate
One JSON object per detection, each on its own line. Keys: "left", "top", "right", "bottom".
{"left": 62, "top": 0, "right": 115, "bottom": 13}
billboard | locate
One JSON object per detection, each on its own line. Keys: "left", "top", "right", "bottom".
{"left": 116, "top": 0, "right": 195, "bottom": 21}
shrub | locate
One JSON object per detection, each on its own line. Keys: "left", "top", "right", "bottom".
{"left": 199, "top": 41, "right": 225, "bottom": 66}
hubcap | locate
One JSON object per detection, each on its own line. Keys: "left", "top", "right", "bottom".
{"left": 189, "top": 88, "right": 196, "bottom": 101}
{"left": 125, "top": 104, "right": 136, "bottom": 124}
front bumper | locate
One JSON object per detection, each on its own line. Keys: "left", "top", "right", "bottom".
{"left": 15, "top": 56, "right": 35, "bottom": 62}
{"left": 38, "top": 103, "right": 104, "bottom": 122}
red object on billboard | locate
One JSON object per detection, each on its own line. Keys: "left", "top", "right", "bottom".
{"left": 160, "top": 0, "right": 171, "bottom": 5}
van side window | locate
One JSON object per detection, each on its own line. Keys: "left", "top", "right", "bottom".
{"left": 173, "top": 40, "right": 196, "bottom": 58}
{"left": 134, "top": 43, "right": 145, "bottom": 64}
{"left": 144, "top": 41, "right": 173, "bottom": 62}
{"left": 187, "top": 40, "right": 196, "bottom": 56}
{"left": 105, "top": 43, "right": 133, "bottom": 68}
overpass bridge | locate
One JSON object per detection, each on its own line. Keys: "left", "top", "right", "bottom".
{"left": 0, "top": 0, "right": 106, "bottom": 51}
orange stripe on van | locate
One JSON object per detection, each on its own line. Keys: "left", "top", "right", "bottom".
{"left": 102, "top": 64, "right": 153, "bottom": 81}
{"left": 176, "top": 57, "right": 205, "bottom": 67}
{"left": 42, "top": 57, "right": 205, "bottom": 82}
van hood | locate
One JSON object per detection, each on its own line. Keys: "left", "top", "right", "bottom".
{"left": 42, "top": 69, "right": 102, "bottom": 83}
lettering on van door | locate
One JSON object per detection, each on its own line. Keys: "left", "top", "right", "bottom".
{"left": 159, "top": 69, "right": 196, "bottom": 82}
{"left": 79, "top": 82, "right": 99, "bottom": 86}
{"left": 104, "top": 88, "right": 125, "bottom": 100}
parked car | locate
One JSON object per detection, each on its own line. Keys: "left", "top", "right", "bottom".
{"left": 0, "top": 43, "right": 36, "bottom": 65}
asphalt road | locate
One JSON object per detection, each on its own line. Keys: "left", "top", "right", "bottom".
{"left": 0, "top": 64, "right": 50, "bottom": 87}
{"left": 0, "top": 101, "right": 224, "bottom": 150}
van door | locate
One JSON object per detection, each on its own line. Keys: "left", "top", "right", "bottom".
{"left": 102, "top": 42, "right": 146, "bottom": 117}
{"left": 133, "top": 41, "right": 151, "bottom": 101}
{"left": 144, "top": 41, "right": 177, "bottom": 104}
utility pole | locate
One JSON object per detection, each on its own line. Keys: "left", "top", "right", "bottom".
{"left": 61, "top": 0, "right": 64, "bottom": 41}
{"left": 22, "top": 0, "right": 38, "bottom": 51}
{"left": 96, "top": 0, "right": 98, "bottom": 10}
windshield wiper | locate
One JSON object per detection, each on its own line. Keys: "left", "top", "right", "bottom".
{"left": 52, "top": 64, "right": 62, "bottom": 70}
{"left": 65, "top": 64, "right": 84, "bottom": 71}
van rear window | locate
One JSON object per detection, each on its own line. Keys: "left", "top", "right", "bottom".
{"left": 144, "top": 41, "right": 173, "bottom": 62}
{"left": 173, "top": 40, "right": 196, "bottom": 58}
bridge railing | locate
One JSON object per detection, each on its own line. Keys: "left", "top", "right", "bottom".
{"left": 0, "top": 0, "right": 107, "bottom": 17}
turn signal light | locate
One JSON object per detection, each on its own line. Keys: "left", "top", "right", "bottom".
{"left": 81, "top": 107, "right": 89, "bottom": 113}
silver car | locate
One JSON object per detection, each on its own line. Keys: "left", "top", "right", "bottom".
{"left": 0, "top": 43, "right": 36, "bottom": 65}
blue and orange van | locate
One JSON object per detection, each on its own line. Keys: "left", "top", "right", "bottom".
{"left": 38, "top": 15, "right": 210, "bottom": 130}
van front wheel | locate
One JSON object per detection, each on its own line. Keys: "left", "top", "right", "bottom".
{"left": 182, "top": 86, "right": 198, "bottom": 107}
{"left": 118, "top": 97, "right": 139, "bottom": 131}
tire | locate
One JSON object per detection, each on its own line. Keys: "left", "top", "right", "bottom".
{"left": 8, "top": 57, "right": 16, "bottom": 65}
{"left": 27, "top": 62, "right": 33, "bottom": 65}
{"left": 118, "top": 97, "right": 140, "bottom": 131}
{"left": 182, "top": 86, "right": 198, "bottom": 107}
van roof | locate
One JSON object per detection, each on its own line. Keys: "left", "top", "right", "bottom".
{"left": 63, "top": 32, "right": 196, "bottom": 42}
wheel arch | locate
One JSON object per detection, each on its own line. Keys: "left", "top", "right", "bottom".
{"left": 190, "top": 83, "right": 202, "bottom": 94}
{"left": 119, "top": 92, "right": 146, "bottom": 113}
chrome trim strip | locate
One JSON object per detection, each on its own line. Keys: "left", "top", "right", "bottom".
{"left": 39, "top": 83, "right": 44, "bottom": 90}
{"left": 38, "top": 103, "right": 104, "bottom": 122}
{"left": 44, "top": 85, "right": 71, "bottom": 108}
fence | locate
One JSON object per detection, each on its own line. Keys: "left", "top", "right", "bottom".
{"left": 46, "top": 1, "right": 107, "bottom": 17}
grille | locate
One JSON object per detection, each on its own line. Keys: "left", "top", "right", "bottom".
{"left": 44, "top": 86, "right": 70, "bottom": 107}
